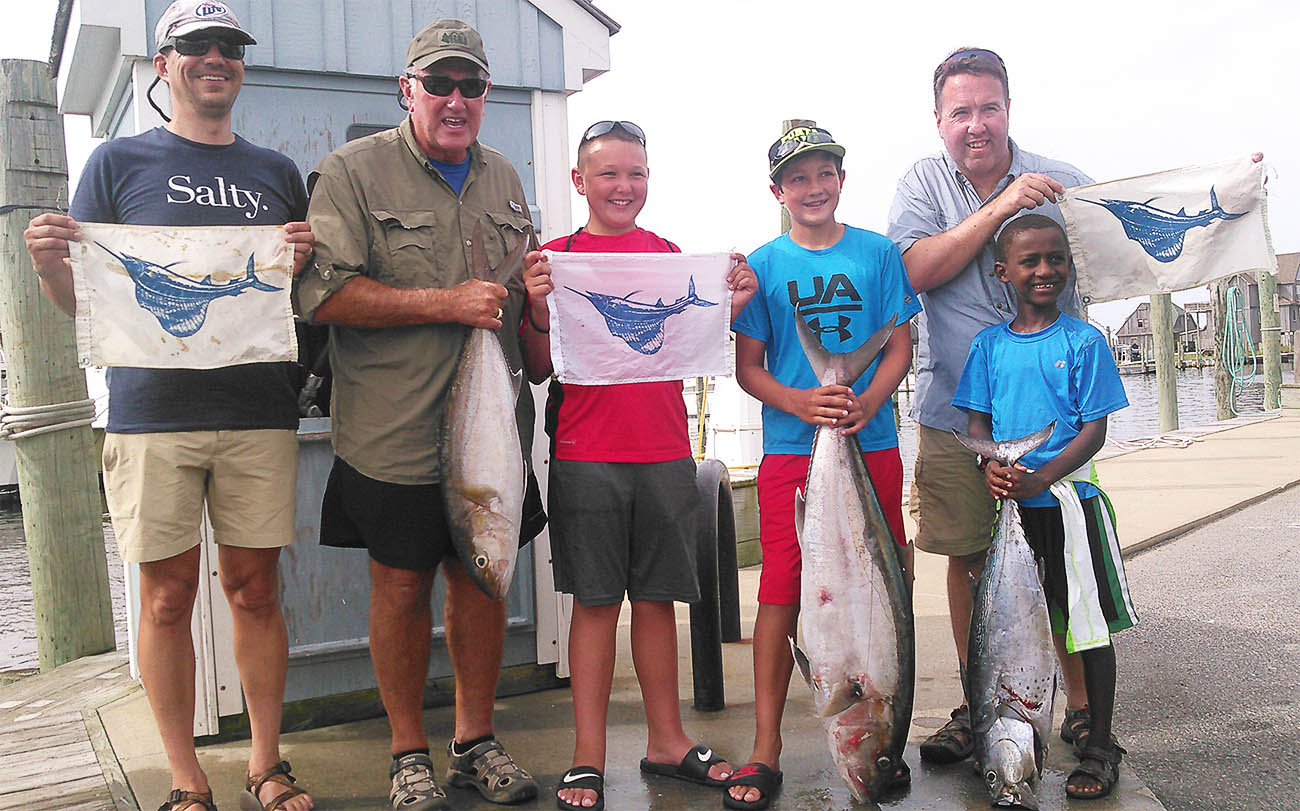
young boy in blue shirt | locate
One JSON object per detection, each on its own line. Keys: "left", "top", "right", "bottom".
{"left": 953, "top": 214, "right": 1138, "bottom": 800}
{"left": 727, "top": 126, "right": 921, "bottom": 809}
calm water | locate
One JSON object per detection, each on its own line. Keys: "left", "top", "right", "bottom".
{"left": 0, "top": 367, "right": 1281, "bottom": 672}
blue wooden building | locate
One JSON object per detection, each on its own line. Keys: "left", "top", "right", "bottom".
{"left": 51, "top": 0, "right": 616, "bottom": 734}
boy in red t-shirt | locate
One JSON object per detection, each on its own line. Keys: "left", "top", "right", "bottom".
{"left": 521, "top": 121, "right": 755, "bottom": 811}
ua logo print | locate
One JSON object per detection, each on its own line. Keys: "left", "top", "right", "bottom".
{"left": 787, "top": 273, "right": 863, "bottom": 342}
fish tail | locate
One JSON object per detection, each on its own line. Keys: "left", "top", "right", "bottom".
{"left": 794, "top": 306, "right": 897, "bottom": 387}
{"left": 1209, "top": 185, "right": 1220, "bottom": 212}
{"left": 951, "top": 422, "right": 1056, "bottom": 468}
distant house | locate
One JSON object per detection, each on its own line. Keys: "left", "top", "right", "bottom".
{"left": 1114, "top": 301, "right": 1208, "bottom": 363}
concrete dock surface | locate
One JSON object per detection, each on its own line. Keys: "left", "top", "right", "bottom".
{"left": 12, "top": 413, "right": 1300, "bottom": 809}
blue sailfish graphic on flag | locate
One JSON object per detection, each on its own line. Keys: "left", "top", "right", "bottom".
{"left": 1079, "top": 186, "right": 1247, "bottom": 263}
{"left": 567, "top": 276, "right": 717, "bottom": 355}
{"left": 96, "top": 242, "right": 283, "bottom": 337}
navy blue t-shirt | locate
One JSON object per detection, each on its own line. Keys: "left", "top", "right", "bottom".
{"left": 428, "top": 155, "right": 471, "bottom": 195}
{"left": 69, "top": 127, "right": 307, "bottom": 433}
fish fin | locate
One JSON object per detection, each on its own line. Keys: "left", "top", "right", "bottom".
{"left": 951, "top": 422, "right": 1056, "bottom": 468}
{"left": 471, "top": 223, "right": 490, "bottom": 281}
{"left": 494, "top": 227, "right": 530, "bottom": 286}
{"left": 793, "top": 487, "right": 806, "bottom": 550}
{"left": 200, "top": 274, "right": 213, "bottom": 285}
{"left": 819, "top": 678, "right": 866, "bottom": 718}
{"left": 688, "top": 276, "right": 697, "bottom": 299}
{"left": 510, "top": 367, "right": 523, "bottom": 402}
{"left": 1209, "top": 186, "right": 1219, "bottom": 211}
{"left": 1177, "top": 207, "right": 1187, "bottom": 216}
{"left": 790, "top": 639, "right": 812, "bottom": 687}
{"left": 794, "top": 305, "right": 897, "bottom": 386}
{"left": 656, "top": 298, "right": 664, "bottom": 306}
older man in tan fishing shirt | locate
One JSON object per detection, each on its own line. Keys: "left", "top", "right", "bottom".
{"left": 292, "top": 18, "right": 539, "bottom": 811}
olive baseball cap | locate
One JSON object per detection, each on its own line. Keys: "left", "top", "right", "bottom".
{"left": 768, "top": 125, "right": 846, "bottom": 181}
{"left": 154, "top": 0, "right": 256, "bottom": 51}
{"left": 406, "top": 19, "right": 490, "bottom": 73}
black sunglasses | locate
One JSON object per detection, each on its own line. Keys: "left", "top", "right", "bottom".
{"left": 933, "top": 48, "right": 1007, "bottom": 88}
{"left": 407, "top": 73, "right": 489, "bottom": 99}
{"left": 580, "top": 120, "right": 646, "bottom": 146}
{"left": 768, "top": 126, "right": 837, "bottom": 164}
{"left": 168, "top": 37, "right": 246, "bottom": 60}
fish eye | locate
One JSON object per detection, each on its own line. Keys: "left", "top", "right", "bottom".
{"left": 474, "top": 554, "right": 488, "bottom": 569}
{"left": 985, "top": 770, "right": 999, "bottom": 787}
{"left": 875, "top": 756, "right": 891, "bottom": 770}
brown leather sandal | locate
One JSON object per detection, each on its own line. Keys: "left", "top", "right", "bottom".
{"left": 158, "top": 789, "right": 216, "bottom": 811}
{"left": 239, "top": 760, "right": 309, "bottom": 811}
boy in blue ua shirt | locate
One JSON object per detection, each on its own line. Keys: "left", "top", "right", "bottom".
{"left": 953, "top": 214, "right": 1138, "bottom": 800}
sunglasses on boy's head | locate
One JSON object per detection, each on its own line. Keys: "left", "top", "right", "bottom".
{"left": 932, "top": 48, "right": 1007, "bottom": 92}
{"left": 406, "top": 73, "right": 489, "bottom": 99}
{"left": 580, "top": 120, "right": 647, "bottom": 146}
{"left": 166, "top": 37, "right": 246, "bottom": 60}
{"left": 768, "top": 126, "right": 837, "bottom": 164}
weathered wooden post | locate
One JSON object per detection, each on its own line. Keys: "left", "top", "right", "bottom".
{"left": 0, "top": 59, "right": 114, "bottom": 670}
{"left": 1257, "top": 269, "right": 1282, "bottom": 409}
{"left": 1149, "top": 293, "right": 1179, "bottom": 431}
{"left": 1212, "top": 279, "right": 1233, "bottom": 420}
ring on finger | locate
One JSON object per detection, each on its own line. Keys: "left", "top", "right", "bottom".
{"left": 495, "top": 307, "right": 504, "bottom": 320}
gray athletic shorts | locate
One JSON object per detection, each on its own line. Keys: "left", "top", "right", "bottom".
{"left": 548, "top": 457, "right": 701, "bottom": 607}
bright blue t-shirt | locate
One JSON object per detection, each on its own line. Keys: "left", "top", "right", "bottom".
{"left": 732, "top": 226, "right": 921, "bottom": 454}
{"left": 428, "top": 155, "right": 471, "bottom": 195}
{"left": 952, "top": 314, "right": 1128, "bottom": 507}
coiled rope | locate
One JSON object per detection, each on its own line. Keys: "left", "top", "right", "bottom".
{"left": 0, "top": 397, "right": 97, "bottom": 440}
{"left": 1221, "top": 279, "right": 1262, "bottom": 416}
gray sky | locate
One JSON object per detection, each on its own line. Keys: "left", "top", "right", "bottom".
{"left": 5, "top": 0, "right": 1295, "bottom": 329}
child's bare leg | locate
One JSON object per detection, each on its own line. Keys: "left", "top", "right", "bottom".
{"left": 559, "top": 601, "right": 621, "bottom": 810}
{"left": 729, "top": 602, "right": 799, "bottom": 805}
{"left": 1054, "top": 633, "right": 1089, "bottom": 712}
{"left": 631, "top": 600, "right": 731, "bottom": 781}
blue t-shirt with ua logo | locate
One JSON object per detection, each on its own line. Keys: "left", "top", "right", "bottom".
{"left": 953, "top": 314, "right": 1129, "bottom": 507}
{"left": 70, "top": 127, "right": 307, "bottom": 433}
{"left": 733, "top": 226, "right": 921, "bottom": 454}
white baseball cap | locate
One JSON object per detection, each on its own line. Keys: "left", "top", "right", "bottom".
{"left": 154, "top": 1, "right": 256, "bottom": 52}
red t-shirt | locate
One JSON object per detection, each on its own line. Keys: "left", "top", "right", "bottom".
{"left": 542, "top": 227, "right": 692, "bottom": 463}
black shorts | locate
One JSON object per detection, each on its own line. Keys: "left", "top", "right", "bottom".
{"left": 320, "top": 456, "right": 546, "bottom": 572}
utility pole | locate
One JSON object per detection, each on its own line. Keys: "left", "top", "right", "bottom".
{"left": 1150, "top": 293, "right": 1178, "bottom": 431}
{"left": 0, "top": 60, "right": 114, "bottom": 670}
{"left": 779, "top": 119, "right": 815, "bottom": 236}
{"left": 1257, "top": 269, "right": 1282, "bottom": 409}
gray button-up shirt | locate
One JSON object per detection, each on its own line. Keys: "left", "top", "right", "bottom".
{"left": 887, "top": 140, "right": 1092, "bottom": 433}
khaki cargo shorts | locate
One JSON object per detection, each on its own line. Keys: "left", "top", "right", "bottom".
{"left": 102, "top": 429, "right": 298, "bottom": 564}
{"left": 908, "top": 424, "right": 996, "bottom": 557}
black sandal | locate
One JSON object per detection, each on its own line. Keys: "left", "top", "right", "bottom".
{"left": 158, "top": 789, "right": 216, "bottom": 811}
{"left": 723, "top": 762, "right": 783, "bottom": 810}
{"left": 1061, "top": 706, "right": 1091, "bottom": 747}
{"left": 556, "top": 766, "right": 604, "bottom": 811}
{"left": 919, "top": 705, "right": 974, "bottom": 764}
{"left": 1066, "top": 740, "right": 1126, "bottom": 801}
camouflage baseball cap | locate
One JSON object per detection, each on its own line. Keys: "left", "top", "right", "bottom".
{"left": 154, "top": 0, "right": 256, "bottom": 52}
{"left": 406, "top": 18, "right": 489, "bottom": 73}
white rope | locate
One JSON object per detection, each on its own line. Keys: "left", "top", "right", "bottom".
{"left": 0, "top": 397, "right": 97, "bottom": 440}
{"left": 1106, "top": 433, "right": 1204, "bottom": 451}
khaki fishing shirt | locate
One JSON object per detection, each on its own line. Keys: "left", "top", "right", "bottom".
{"left": 294, "top": 118, "right": 534, "bottom": 484}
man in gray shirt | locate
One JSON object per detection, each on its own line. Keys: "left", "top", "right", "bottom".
{"left": 886, "top": 47, "right": 1092, "bottom": 765}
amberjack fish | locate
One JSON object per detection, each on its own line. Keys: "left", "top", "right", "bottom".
{"left": 954, "top": 424, "right": 1058, "bottom": 810}
{"left": 1080, "top": 186, "right": 1246, "bottom": 263}
{"left": 566, "top": 276, "right": 716, "bottom": 355}
{"left": 441, "top": 225, "right": 529, "bottom": 600}
{"left": 96, "top": 242, "right": 281, "bottom": 338}
{"left": 789, "top": 310, "right": 914, "bottom": 803}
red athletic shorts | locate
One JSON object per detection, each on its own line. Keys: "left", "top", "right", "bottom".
{"left": 756, "top": 447, "right": 907, "bottom": 606}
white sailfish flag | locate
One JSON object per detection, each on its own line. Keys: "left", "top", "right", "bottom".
{"left": 1059, "top": 156, "right": 1275, "bottom": 304}
{"left": 546, "top": 251, "right": 734, "bottom": 384}
{"left": 70, "top": 223, "right": 296, "bottom": 369}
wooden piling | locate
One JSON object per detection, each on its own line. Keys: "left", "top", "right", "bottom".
{"left": 1212, "top": 279, "right": 1233, "bottom": 420}
{"left": 0, "top": 60, "right": 114, "bottom": 670}
{"left": 1257, "top": 269, "right": 1282, "bottom": 409}
{"left": 1150, "top": 293, "right": 1178, "bottom": 432}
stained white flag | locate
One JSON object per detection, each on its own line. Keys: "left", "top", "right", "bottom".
{"left": 546, "top": 252, "right": 734, "bottom": 384}
{"left": 1059, "top": 156, "right": 1275, "bottom": 304}
{"left": 70, "top": 224, "right": 296, "bottom": 369}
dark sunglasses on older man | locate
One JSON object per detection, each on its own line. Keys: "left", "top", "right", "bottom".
{"left": 407, "top": 73, "right": 489, "bottom": 98}
{"left": 580, "top": 120, "right": 647, "bottom": 146}
{"left": 767, "top": 126, "right": 837, "bottom": 164}
{"left": 168, "top": 37, "right": 246, "bottom": 60}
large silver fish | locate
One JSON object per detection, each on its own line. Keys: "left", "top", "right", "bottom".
{"left": 789, "top": 311, "right": 914, "bottom": 803}
{"left": 954, "top": 424, "right": 1058, "bottom": 809}
{"left": 441, "top": 226, "right": 529, "bottom": 600}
